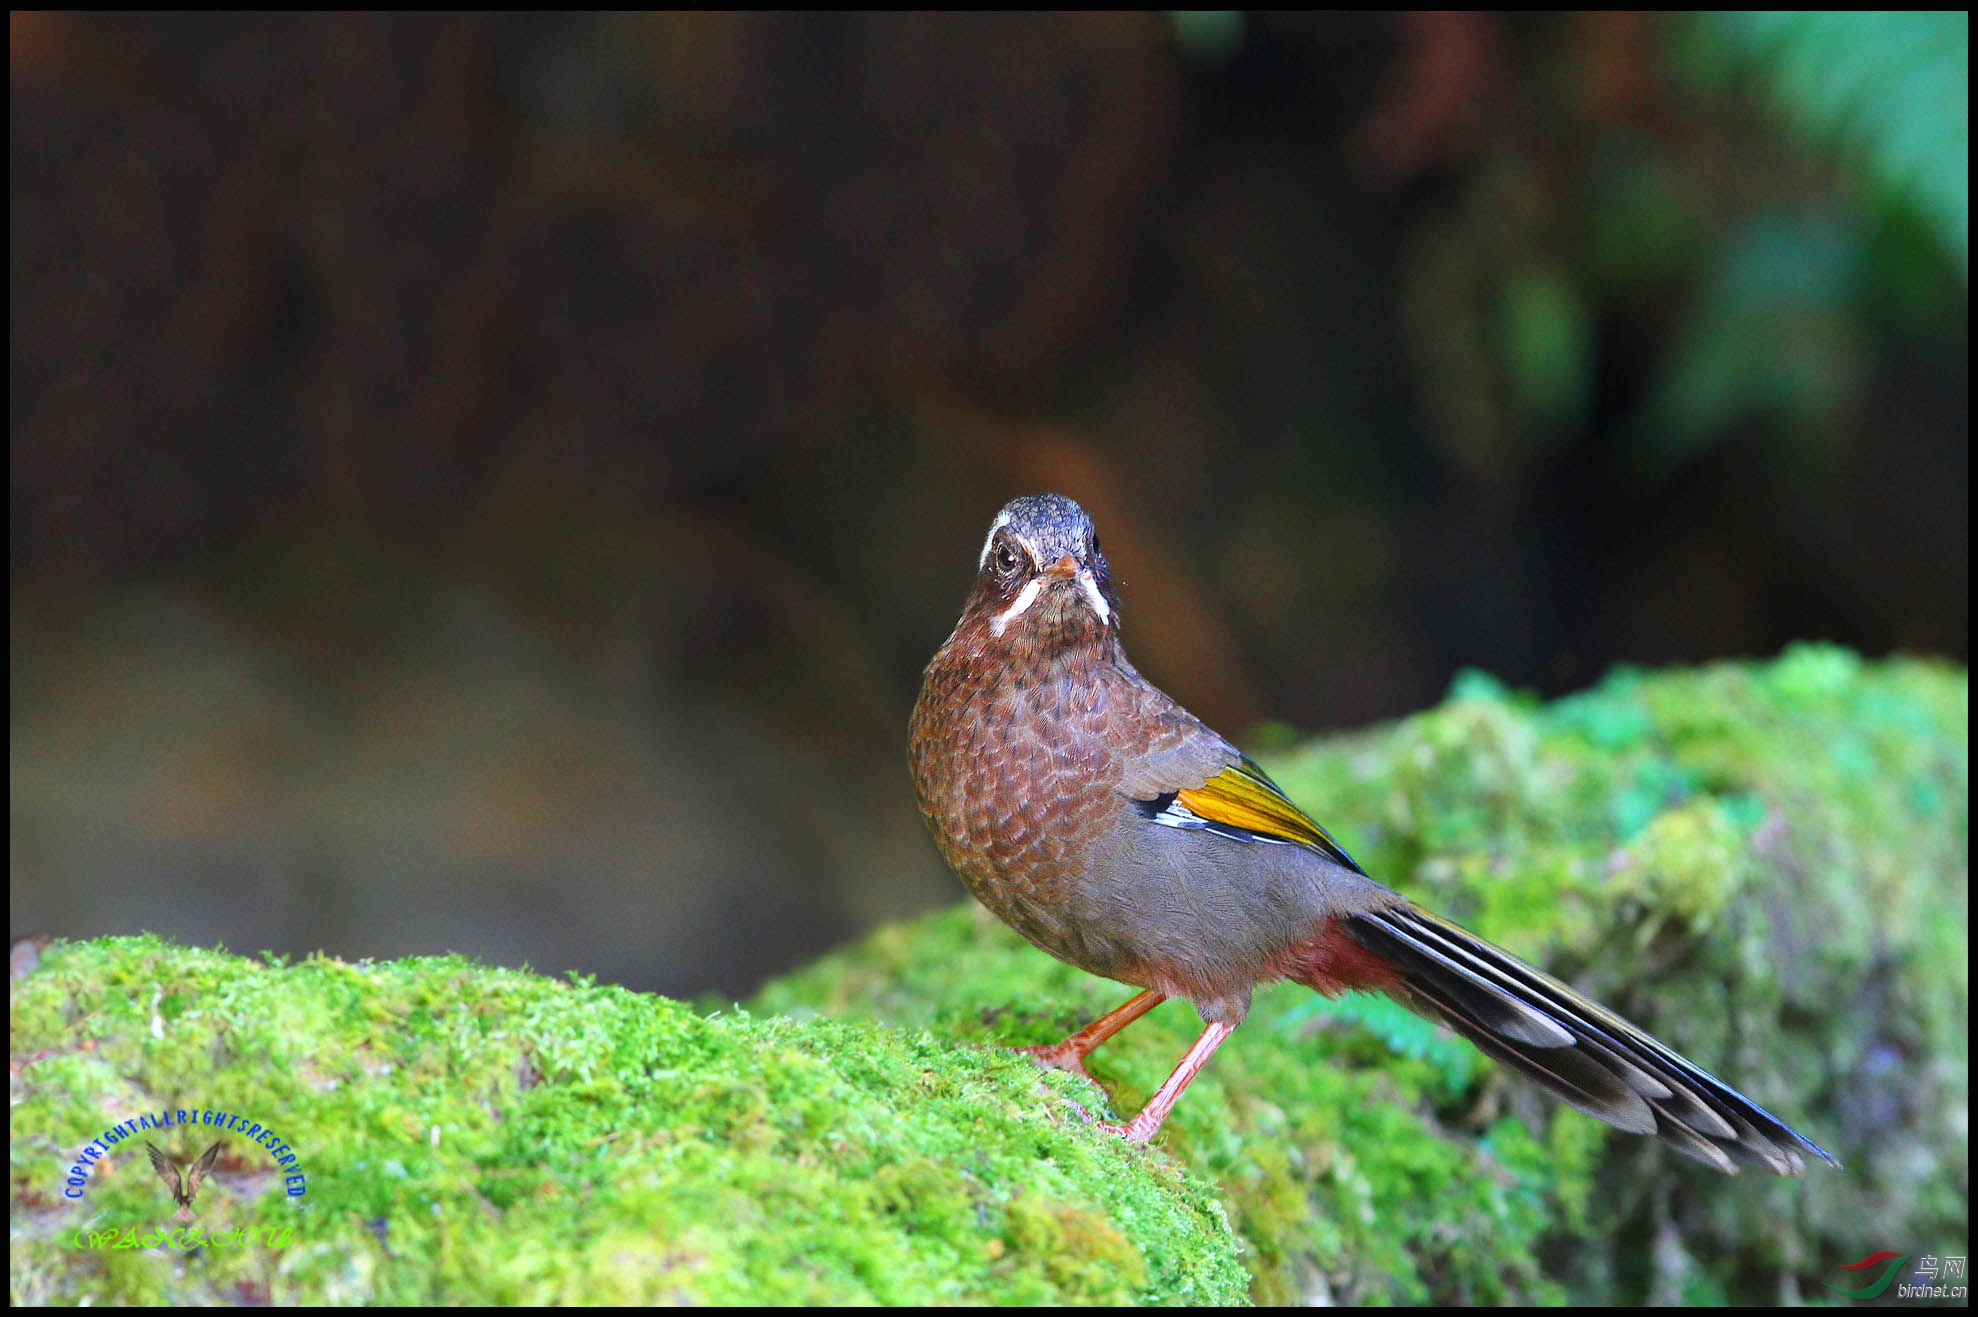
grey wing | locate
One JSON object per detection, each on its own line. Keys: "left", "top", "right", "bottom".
{"left": 1082, "top": 671, "right": 1396, "bottom": 1019}
{"left": 1104, "top": 668, "right": 1241, "bottom": 801}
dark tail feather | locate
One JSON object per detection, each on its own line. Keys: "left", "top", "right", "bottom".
{"left": 1346, "top": 905, "right": 1839, "bottom": 1176}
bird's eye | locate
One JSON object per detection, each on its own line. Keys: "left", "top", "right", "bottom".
{"left": 993, "top": 543, "right": 1019, "bottom": 575}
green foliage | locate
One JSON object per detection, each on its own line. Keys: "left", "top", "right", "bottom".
{"left": 1615, "top": 13, "right": 1969, "bottom": 478}
{"left": 1280, "top": 992, "right": 1480, "bottom": 1095}
{"left": 1260, "top": 644, "right": 1968, "bottom": 1302}
{"left": 1168, "top": 10, "right": 1244, "bottom": 64}
{"left": 1636, "top": 212, "right": 1868, "bottom": 472}
{"left": 10, "top": 939, "right": 1245, "bottom": 1305}
{"left": 1498, "top": 264, "right": 1595, "bottom": 434}
{"left": 1697, "top": 11, "right": 1968, "bottom": 272}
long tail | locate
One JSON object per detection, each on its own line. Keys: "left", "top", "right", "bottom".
{"left": 1343, "top": 905, "right": 1839, "bottom": 1175}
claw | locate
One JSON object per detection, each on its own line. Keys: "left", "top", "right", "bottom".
{"left": 1018, "top": 1040, "right": 1099, "bottom": 1086}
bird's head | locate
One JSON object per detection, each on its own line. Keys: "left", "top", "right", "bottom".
{"left": 958, "top": 493, "right": 1121, "bottom": 658}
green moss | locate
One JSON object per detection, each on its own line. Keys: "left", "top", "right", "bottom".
{"left": 13, "top": 647, "right": 1962, "bottom": 1305}
{"left": 9, "top": 938, "right": 1246, "bottom": 1304}
{"left": 763, "top": 646, "right": 1968, "bottom": 1304}
{"left": 1609, "top": 797, "right": 1749, "bottom": 927}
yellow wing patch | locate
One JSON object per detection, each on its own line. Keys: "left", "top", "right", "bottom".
{"left": 1172, "top": 758, "right": 1364, "bottom": 873}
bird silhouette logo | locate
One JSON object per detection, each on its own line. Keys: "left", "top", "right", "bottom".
{"left": 145, "top": 1140, "right": 223, "bottom": 1225}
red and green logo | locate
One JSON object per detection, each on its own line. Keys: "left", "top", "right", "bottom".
{"left": 1823, "top": 1250, "right": 1911, "bottom": 1300}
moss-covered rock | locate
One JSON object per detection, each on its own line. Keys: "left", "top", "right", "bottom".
{"left": 761, "top": 646, "right": 1968, "bottom": 1304}
{"left": 10, "top": 940, "right": 1245, "bottom": 1304}
{"left": 12, "top": 647, "right": 1965, "bottom": 1305}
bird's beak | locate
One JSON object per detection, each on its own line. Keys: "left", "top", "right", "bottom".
{"left": 989, "top": 550, "right": 1108, "bottom": 637}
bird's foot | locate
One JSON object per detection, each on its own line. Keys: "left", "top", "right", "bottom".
{"left": 1017, "top": 1040, "right": 1099, "bottom": 1085}
{"left": 1093, "top": 1115, "right": 1158, "bottom": 1145}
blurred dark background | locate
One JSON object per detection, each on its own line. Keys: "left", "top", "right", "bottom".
{"left": 10, "top": 13, "right": 1967, "bottom": 998}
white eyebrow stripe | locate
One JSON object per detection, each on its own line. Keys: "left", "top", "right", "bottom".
{"left": 988, "top": 578, "right": 1045, "bottom": 636}
{"left": 1076, "top": 569, "right": 1111, "bottom": 625}
{"left": 977, "top": 510, "right": 1015, "bottom": 570}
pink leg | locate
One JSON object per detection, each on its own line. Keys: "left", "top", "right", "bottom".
{"left": 1020, "top": 989, "right": 1166, "bottom": 1082}
{"left": 1099, "top": 1021, "right": 1236, "bottom": 1144}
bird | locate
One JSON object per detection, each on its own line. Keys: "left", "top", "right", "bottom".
{"left": 146, "top": 1139, "right": 224, "bottom": 1225}
{"left": 907, "top": 492, "right": 1838, "bottom": 1174}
